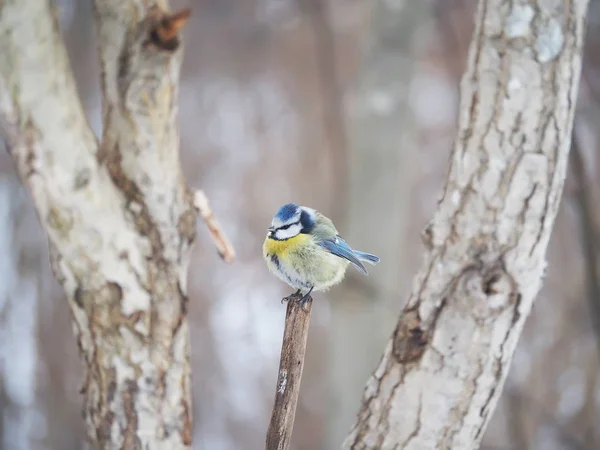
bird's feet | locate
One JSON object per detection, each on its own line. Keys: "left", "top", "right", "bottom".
{"left": 297, "top": 292, "right": 313, "bottom": 311}
{"left": 281, "top": 288, "right": 313, "bottom": 311}
{"left": 281, "top": 289, "right": 301, "bottom": 304}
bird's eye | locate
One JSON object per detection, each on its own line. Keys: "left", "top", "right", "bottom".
{"left": 279, "top": 224, "right": 292, "bottom": 230}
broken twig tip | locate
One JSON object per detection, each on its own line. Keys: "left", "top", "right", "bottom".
{"left": 165, "top": 8, "right": 192, "bottom": 33}
{"left": 149, "top": 7, "right": 192, "bottom": 51}
{"left": 193, "top": 190, "right": 236, "bottom": 263}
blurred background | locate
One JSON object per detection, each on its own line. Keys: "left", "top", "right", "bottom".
{"left": 0, "top": 0, "right": 600, "bottom": 449}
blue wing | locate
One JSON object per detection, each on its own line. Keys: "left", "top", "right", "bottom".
{"left": 317, "top": 236, "right": 368, "bottom": 275}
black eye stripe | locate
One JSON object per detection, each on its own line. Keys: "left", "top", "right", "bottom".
{"left": 278, "top": 221, "right": 300, "bottom": 231}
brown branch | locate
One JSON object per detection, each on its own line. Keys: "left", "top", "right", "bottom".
{"left": 193, "top": 190, "right": 235, "bottom": 263}
{"left": 265, "top": 297, "right": 313, "bottom": 450}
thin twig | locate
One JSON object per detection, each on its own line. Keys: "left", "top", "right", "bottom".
{"left": 265, "top": 297, "right": 313, "bottom": 450}
{"left": 193, "top": 190, "right": 235, "bottom": 263}
{"left": 147, "top": 7, "right": 192, "bottom": 51}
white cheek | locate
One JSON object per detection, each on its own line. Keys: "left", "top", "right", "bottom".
{"left": 275, "top": 223, "right": 302, "bottom": 240}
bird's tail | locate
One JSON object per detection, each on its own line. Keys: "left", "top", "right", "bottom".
{"left": 353, "top": 251, "right": 380, "bottom": 266}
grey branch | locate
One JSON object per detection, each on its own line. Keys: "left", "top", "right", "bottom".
{"left": 266, "top": 298, "right": 313, "bottom": 450}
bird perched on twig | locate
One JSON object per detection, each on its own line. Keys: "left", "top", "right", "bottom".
{"left": 263, "top": 203, "right": 380, "bottom": 307}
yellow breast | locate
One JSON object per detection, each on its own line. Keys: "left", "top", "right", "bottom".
{"left": 263, "top": 233, "right": 312, "bottom": 257}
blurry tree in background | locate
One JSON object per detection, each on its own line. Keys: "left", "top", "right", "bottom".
{"left": 0, "top": 0, "right": 599, "bottom": 450}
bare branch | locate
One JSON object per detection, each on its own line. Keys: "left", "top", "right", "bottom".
{"left": 193, "top": 190, "right": 235, "bottom": 263}
{"left": 266, "top": 299, "right": 313, "bottom": 450}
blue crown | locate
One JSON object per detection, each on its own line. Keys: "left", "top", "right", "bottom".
{"left": 275, "top": 203, "right": 299, "bottom": 222}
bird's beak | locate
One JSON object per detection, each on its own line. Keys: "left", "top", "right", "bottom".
{"left": 267, "top": 226, "right": 275, "bottom": 237}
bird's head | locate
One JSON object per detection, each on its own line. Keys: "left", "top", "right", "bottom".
{"left": 268, "top": 203, "right": 316, "bottom": 240}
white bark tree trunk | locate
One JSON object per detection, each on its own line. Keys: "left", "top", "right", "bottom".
{"left": 342, "top": 0, "right": 589, "bottom": 448}
{"left": 0, "top": 0, "right": 198, "bottom": 448}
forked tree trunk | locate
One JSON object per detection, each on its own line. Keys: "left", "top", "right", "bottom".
{"left": 342, "top": 0, "right": 589, "bottom": 448}
{"left": 0, "top": 1, "right": 198, "bottom": 448}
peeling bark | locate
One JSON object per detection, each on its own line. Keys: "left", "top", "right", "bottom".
{"left": 342, "top": 0, "right": 589, "bottom": 449}
{"left": 0, "top": 1, "right": 198, "bottom": 448}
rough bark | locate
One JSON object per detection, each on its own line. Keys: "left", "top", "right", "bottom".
{"left": 342, "top": 0, "right": 589, "bottom": 449}
{"left": 0, "top": 1, "right": 198, "bottom": 448}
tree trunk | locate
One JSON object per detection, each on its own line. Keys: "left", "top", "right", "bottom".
{"left": 342, "top": 0, "right": 589, "bottom": 448}
{"left": 0, "top": 1, "right": 196, "bottom": 448}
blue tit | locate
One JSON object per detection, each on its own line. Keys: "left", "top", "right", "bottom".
{"left": 263, "top": 203, "right": 380, "bottom": 306}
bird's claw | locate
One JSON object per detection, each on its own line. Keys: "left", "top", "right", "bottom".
{"left": 297, "top": 294, "right": 313, "bottom": 311}
{"left": 280, "top": 289, "right": 313, "bottom": 311}
{"left": 281, "top": 289, "right": 301, "bottom": 304}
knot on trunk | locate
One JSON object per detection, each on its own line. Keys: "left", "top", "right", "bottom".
{"left": 392, "top": 307, "right": 430, "bottom": 364}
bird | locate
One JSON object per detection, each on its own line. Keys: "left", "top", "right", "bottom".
{"left": 263, "top": 203, "right": 380, "bottom": 307}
